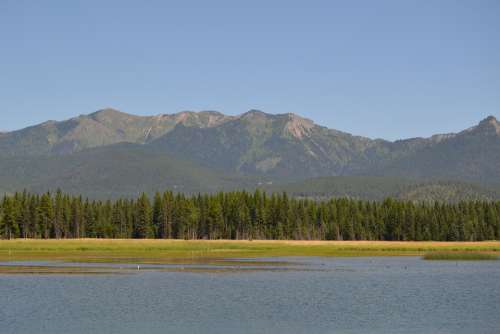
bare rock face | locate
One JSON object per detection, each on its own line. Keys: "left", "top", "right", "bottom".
{"left": 283, "top": 113, "right": 315, "bottom": 139}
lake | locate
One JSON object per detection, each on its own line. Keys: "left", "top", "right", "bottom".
{"left": 1, "top": 257, "right": 499, "bottom": 333}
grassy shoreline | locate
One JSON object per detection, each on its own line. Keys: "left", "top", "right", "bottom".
{"left": 0, "top": 239, "right": 499, "bottom": 263}
{"left": 423, "top": 252, "right": 498, "bottom": 261}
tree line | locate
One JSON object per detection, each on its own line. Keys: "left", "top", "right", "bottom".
{"left": 1, "top": 190, "right": 499, "bottom": 241}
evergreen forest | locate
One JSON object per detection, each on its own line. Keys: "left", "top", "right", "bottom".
{"left": 1, "top": 190, "right": 499, "bottom": 241}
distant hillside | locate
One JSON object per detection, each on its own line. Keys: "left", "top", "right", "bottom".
{"left": 1, "top": 108, "right": 499, "bottom": 198}
{"left": 2, "top": 149, "right": 497, "bottom": 201}
{"left": 0, "top": 143, "right": 263, "bottom": 198}
{"left": 149, "top": 110, "right": 378, "bottom": 179}
{"left": 0, "top": 108, "right": 233, "bottom": 156}
{"left": 267, "top": 176, "right": 500, "bottom": 202}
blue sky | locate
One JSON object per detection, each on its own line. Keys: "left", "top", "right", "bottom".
{"left": 1, "top": 0, "right": 499, "bottom": 140}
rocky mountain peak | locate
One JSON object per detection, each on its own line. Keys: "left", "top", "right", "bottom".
{"left": 166, "top": 110, "right": 233, "bottom": 128}
{"left": 89, "top": 108, "right": 129, "bottom": 118}
{"left": 239, "top": 109, "right": 269, "bottom": 119}
{"left": 476, "top": 115, "right": 500, "bottom": 135}
{"left": 483, "top": 115, "right": 498, "bottom": 122}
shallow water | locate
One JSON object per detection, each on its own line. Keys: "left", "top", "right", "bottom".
{"left": 1, "top": 257, "right": 499, "bottom": 333}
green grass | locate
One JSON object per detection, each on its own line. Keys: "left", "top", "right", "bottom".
{"left": 423, "top": 252, "right": 499, "bottom": 261}
{"left": 0, "top": 239, "right": 499, "bottom": 264}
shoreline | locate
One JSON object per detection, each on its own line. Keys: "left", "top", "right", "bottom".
{"left": 0, "top": 239, "right": 498, "bottom": 263}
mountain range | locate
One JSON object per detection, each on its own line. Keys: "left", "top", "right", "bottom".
{"left": 1, "top": 108, "right": 499, "bottom": 200}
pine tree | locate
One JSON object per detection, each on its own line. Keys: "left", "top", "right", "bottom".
{"left": 134, "top": 193, "right": 153, "bottom": 238}
{"left": 54, "top": 190, "right": 64, "bottom": 238}
{"left": 1, "top": 197, "right": 19, "bottom": 239}
{"left": 207, "top": 197, "right": 224, "bottom": 239}
{"left": 38, "top": 193, "right": 54, "bottom": 239}
{"left": 152, "top": 192, "right": 166, "bottom": 238}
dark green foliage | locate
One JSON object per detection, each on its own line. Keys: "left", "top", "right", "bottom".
{"left": 0, "top": 196, "right": 19, "bottom": 239}
{"left": 134, "top": 193, "right": 154, "bottom": 238}
{"left": 0, "top": 144, "right": 263, "bottom": 199}
{"left": 1, "top": 191, "right": 499, "bottom": 241}
{"left": 268, "top": 176, "right": 500, "bottom": 202}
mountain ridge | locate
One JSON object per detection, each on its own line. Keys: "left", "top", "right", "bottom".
{"left": 3, "top": 108, "right": 496, "bottom": 144}
{"left": 1, "top": 109, "right": 499, "bottom": 192}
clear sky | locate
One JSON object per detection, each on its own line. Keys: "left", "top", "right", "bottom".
{"left": 1, "top": 0, "right": 499, "bottom": 140}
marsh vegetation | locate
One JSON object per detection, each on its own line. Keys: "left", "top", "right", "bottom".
{"left": 423, "top": 252, "right": 498, "bottom": 261}
{"left": 0, "top": 239, "right": 498, "bottom": 263}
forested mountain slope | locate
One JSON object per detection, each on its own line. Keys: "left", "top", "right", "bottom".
{"left": 364, "top": 116, "right": 500, "bottom": 183}
{"left": 268, "top": 176, "right": 500, "bottom": 202}
{"left": 149, "top": 110, "right": 377, "bottom": 179}
{"left": 0, "top": 143, "right": 261, "bottom": 198}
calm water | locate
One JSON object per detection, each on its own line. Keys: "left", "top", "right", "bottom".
{"left": 1, "top": 257, "right": 499, "bottom": 334}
